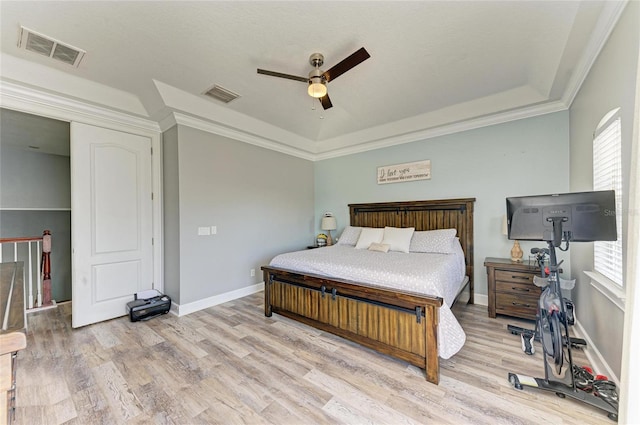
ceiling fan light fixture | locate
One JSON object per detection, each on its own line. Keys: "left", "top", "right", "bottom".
{"left": 258, "top": 48, "right": 369, "bottom": 109}
{"left": 308, "top": 78, "right": 327, "bottom": 98}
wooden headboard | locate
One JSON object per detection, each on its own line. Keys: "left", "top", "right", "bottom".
{"left": 349, "top": 198, "right": 476, "bottom": 303}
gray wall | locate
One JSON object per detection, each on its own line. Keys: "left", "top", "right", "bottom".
{"left": 314, "top": 111, "right": 571, "bottom": 299}
{"left": 569, "top": 1, "right": 639, "bottom": 379}
{"left": 0, "top": 126, "right": 72, "bottom": 302}
{"left": 163, "top": 124, "right": 314, "bottom": 306}
{"left": 0, "top": 145, "right": 70, "bottom": 209}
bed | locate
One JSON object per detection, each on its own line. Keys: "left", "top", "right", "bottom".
{"left": 261, "top": 198, "right": 475, "bottom": 384}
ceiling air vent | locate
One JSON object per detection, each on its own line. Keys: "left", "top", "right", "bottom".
{"left": 18, "top": 26, "right": 85, "bottom": 67}
{"left": 203, "top": 85, "right": 240, "bottom": 104}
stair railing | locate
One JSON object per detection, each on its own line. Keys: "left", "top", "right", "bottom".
{"left": 0, "top": 230, "right": 52, "bottom": 309}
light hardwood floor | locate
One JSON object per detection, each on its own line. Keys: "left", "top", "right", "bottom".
{"left": 14, "top": 293, "right": 612, "bottom": 424}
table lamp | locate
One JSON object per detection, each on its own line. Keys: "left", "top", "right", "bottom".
{"left": 321, "top": 213, "right": 337, "bottom": 246}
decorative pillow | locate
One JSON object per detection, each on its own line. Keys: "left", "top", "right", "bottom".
{"left": 409, "top": 228, "right": 458, "bottom": 253}
{"left": 336, "top": 226, "right": 362, "bottom": 246}
{"left": 355, "top": 227, "right": 384, "bottom": 249}
{"left": 381, "top": 227, "right": 415, "bottom": 253}
{"left": 368, "top": 243, "right": 390, "bottom": 253}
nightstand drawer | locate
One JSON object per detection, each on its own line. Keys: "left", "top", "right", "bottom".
{"left": 496, "top": 292, "right": 538, "bottom": 319}
{"left": 495, "top": 270, "right": 535, "bottom": 284}
{"left": 495, "top": 280, "right": 540, "bottom": 296}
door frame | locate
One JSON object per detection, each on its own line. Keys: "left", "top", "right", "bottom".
{"left": 0, "top": 81, "right": 164, "bottom": 296}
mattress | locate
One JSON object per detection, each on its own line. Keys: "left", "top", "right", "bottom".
{"left": 269, "top": 244, "right": 467, "bottom": 359}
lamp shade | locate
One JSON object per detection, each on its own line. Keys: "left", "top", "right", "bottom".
{"left": 502, "top": 215, "right": 508, "bottom": 237}
{"left": 321, "top": 216, "right": 337, "bottom": 231}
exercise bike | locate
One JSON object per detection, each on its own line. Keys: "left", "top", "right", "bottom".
{"left": 507, "top": 247, "right": 586, "bottom": 352}
{"left": 507, "top": 221, "right": 619, "bottom": 421}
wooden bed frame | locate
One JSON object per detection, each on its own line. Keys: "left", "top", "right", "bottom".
{"left": 262, "top": 198, "right": 475, "bottom": 384}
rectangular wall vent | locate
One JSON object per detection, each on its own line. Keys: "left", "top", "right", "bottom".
{"left": 203, "top": 85, "right": 240, "bottom": 103}
{"left": 18, "top": 26, "right": 85, "bottom": 68}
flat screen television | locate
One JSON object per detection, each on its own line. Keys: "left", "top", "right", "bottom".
{"left": 506, "top": 190, "right": 617, "bottom": 247}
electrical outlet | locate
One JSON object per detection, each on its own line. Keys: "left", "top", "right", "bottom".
{"left": 197, "top": 226, "right": 211, "bottom": 236}
{"left": 211, "top": 226, "right": 217, "bottom": 235}
{"left": 250, "top": 269, "right": 255, "bottom": 277}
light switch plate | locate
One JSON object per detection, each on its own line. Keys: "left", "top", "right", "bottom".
{"left": 198, "top": 226, "right": 211, "bottom": 236}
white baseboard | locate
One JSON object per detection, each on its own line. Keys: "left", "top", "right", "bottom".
{"left": 170, "top": 282, "right": 264, "bottom": 317}
{"left": 573, "top": 319, "right": 619, "bottom": 385}
{"left": 456, "top": 285, "right": 488, "bottom": 306}
{"left": 474, "top": 293, "right": 488, "bottom": 306}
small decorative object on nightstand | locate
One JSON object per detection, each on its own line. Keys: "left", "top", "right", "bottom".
{"left": 321, "top": 213, "right": 337, "bottom": 246}
{"left": 502, "top": 215, "right": 523, "bottom": 262}
{"left": 316, "top": 233, "right": 327, "bottom": 247}
{"left": 510, "top": 240, "right": 523, "bottom": 262}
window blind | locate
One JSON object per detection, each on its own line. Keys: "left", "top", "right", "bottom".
{"left": 593, "top": 116, "right": 623, "bottom": 286}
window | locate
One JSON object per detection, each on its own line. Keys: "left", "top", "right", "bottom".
{"left": 593, "top": 109, "right": 623, "bottom": 287}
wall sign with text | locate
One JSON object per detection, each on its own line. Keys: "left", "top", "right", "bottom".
{"left": 377, "top": 160, "right": 431, "bottom": 184}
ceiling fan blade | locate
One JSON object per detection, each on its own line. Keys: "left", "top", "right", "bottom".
{"left": 257, "top": 69, "right": 308, "bottom": 83}
{"left": 319, "top": 94, "right": 333, "bottom": 110}
{"left": 323, "top": 47, "right": 370, "bottom": 83}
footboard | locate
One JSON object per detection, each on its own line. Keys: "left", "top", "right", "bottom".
{"left": 262, "top": 266, "right": 443, "bottom": 384}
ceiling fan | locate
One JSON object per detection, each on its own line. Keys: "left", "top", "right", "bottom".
{"left": 257, "top": 47, "right": 370, "bottom": 110}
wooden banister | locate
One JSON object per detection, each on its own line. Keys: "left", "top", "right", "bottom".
{"left": 41, "top": 230, "right": 51, "bottom": 306}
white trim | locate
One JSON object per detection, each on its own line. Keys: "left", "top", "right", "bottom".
{"left": 169, "top": 112, "right": 316, "bottom": 161}
{"left": 0, "top": 79, "right": 160, "bottom": 133}
{"left": 151, "top": 131, "right": 164, "bottom": 294}
{"left": 584, "top": 270, "right": 626, "bottom": 311}
{"left": 315, "top": 100, "right": 568, "bottom": 160}
{"left": 562, "top": 0, "right": 629, "bottom": 107}
{"left": 0, "top": 79, "right": 579, "bottom": 162}
{"left": 574, "top": 319, "right": 620, "bottom": 385}
{"left": 170, "top": 282, "right": 265, "bottom": 317}
{"left": 0, "top": 68, "right": 613, "bottom": 165}
{"left": 474, "top": 293, "right": 489, "bottom": 307}
{"left": 0, "top": 208, "right": 71, "bottom": 211}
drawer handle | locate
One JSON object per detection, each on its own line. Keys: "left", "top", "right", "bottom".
{"left": 512, "top": 302, "right": 532, "bottom": 308}
{"left": 511, "top": 287, "right": 530, "bottom": 292}
{"left": 511, "top": 275, "right": 530, "bottom": 280}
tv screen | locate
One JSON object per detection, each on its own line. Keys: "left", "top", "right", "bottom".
{"left": 506, "top": 190, "right": 617, "bottom": 246}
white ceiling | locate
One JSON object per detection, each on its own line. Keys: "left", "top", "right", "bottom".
{"left": 0, "top": 1, "right": 626, "bottom": 159}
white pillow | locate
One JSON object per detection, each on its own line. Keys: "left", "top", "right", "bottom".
{"left": 381, "top": 227, "right": 415, "bottom": 253}
{"left": 355, "top": 227, "right": 384, "bottom": 249}
{"left": 336, "top": 226, "right": 362, "bottom": 246}
{"left": 409, "top": 229, "right": 458, "bottom": 253}
{"left": 368, "top": 243, "right": 390, "bottom": 253}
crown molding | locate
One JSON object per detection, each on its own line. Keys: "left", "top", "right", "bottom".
{"left": 2, "top": 78, "right": 570, "bottom": 162}
{"left": 315, "top": 99, "right": 569, "bottom": 160}
{"left": 562, "top": 0, "right": 629, "bottom": 107}
{"left": 0, "top": 78, "right": 160, "bottom": 134}
{"left": 169, "top": 112, "right": 316, "bottom": 161}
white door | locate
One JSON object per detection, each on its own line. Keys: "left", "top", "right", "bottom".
{"left": 71, "top": 122, "right": 154, "bottom": 328}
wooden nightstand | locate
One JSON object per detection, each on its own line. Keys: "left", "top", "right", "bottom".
{"left": 484, "top": 257, "right": 543, "bottom": 320}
